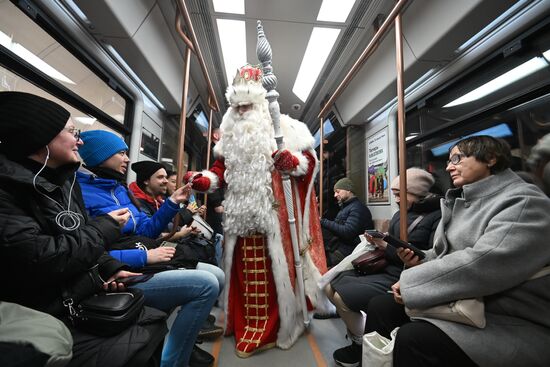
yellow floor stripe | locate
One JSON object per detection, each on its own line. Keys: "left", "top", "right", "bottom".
{"left": 306, "top": 329, "right": 328, "bottom": 367}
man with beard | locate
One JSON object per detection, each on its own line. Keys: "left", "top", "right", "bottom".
{"left": 128, "top": 161, "right": 169, "bottom": 216}
{"left": 185, "top": 65, "right": 332, "bottom": 357}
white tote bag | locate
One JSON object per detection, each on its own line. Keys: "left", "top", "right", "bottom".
{"left": 362, "top": 327, "right": 399, "bottom": 367}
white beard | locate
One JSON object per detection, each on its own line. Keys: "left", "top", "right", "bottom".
{"left": 217, "top": 102, "right": 277, "bottom": 236}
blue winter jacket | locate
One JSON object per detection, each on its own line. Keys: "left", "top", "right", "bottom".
{"left": 76, "top": 170, "right": 179, "bottom": 240}
{"left": 77, "top": 170, "right": 181, "bottom": 268}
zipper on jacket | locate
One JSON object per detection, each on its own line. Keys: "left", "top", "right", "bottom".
{"left": 111, "top": 188, "right": 136, "bottom": 231}
{"left": 110, "top": 189, "right": 121, "bottom": 206}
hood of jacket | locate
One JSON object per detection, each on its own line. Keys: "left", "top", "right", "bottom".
{"left": 128, "top": 181, "right": 163, "bottom": 210}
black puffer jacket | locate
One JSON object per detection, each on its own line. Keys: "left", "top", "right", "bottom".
{"left": 385, "top": 195, "right": 442, "bottom": 270}
{"left": 321, "top": 196, "right": 374, "bottom": 256}
{"left": 0, "top": 155, "right": 124, "bottom": 315}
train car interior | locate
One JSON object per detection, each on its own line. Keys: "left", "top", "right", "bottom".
{"left": 2, "top": 0, "right": 550, "bottom": 366}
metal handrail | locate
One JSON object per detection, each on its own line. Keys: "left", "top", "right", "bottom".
{"left": 317, "top": 0, "right": 409, "bottom": 119}
{"left": 317, "top": 0, "right": 411, "bottom": 241}
{"left": 174, "top": 0, "right": 221, "bottom": 189}
{"left": 175, "top": 0, "right": 220, "bottom": 112}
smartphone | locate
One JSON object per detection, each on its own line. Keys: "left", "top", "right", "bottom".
{"left": 382, "top": 233, "right": 426, "bottom": 259}
{"left": 115, "top": 274, "right": 154, "bottom": 285}
{"left": 160, "top": 241, "right": 178, "bottom": 248}
{"left": 365, "top": 230, "right": 386, "bottom": 238}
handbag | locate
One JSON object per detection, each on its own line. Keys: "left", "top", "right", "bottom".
{"left": 362, "top": 327, "right": 399, "bottom": 367}
{"left": 405, "top": 298, "right": 486, "bottom": 328}
{"left": 64, "top": 288, "right": 145, "bottom": 336}
{"left": 404, "top": 265, "right": 550, "bottom": 329}
{"left": 192, "top": 214, "right": 214, "bottom": 240}
{"left": 351, "top": 216, "right": 426, "bottom": 276}
{"left": 352, "top": 248, "right": 388, "bottom": 275}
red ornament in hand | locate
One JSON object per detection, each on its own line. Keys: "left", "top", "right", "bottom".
{"left": 183, "top": 171, "right": 210, "bottom": 191}
{"left": 272, "top": 150, "right": 299, "bottom": 171}
{"left": 183, "top": 171, "right": 195, "bottom": 183}
{"left": 191, "top": 176, "right": 211, "bottom": 192}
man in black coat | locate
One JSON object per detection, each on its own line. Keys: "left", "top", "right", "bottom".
{"left": 320, "top": 177, "right": 373, "bottom": 266}
{"left": 0, "top": 92, "right": 166, "bottom": 367}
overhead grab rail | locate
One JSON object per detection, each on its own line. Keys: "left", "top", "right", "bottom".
{"left": 174, "top": 0, "right": 221, "bottom": 201}
{"left": 317, "top": 0, "right": 411, "bottom": 241}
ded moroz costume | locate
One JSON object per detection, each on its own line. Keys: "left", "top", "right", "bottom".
{"left": 185, "top": 64, "right": 331, "bottom": 357}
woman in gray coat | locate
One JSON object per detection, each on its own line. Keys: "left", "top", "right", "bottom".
{"left": 364, "top": 135, "right": 550, "bottom": 367}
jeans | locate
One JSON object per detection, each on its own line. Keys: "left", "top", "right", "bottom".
{"left": 131, "top": 269, "right": 218, "bottom": 367}
{"left": 196, "top": 261, "right": 225, "bottom": 294}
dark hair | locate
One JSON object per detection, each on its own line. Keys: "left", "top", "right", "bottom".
{"left": 449, "top": 135, "right": 511, "bottom": 174}
{"left": 166, "top": 170, "right": 177, "bottom": 178}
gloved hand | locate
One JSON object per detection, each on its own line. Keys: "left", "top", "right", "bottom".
{"left": 183, "top": 171, "right": 196, "bottom": 183}
{"left": 184, "top": 172, "right": 210, "bottom": 192}
{"left": 272, "top": 150, "right": 299, "bottom": 171}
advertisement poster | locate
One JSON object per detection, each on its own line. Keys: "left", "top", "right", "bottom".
{"left": 367, "top": 127, "right": 389, "bottom": 204}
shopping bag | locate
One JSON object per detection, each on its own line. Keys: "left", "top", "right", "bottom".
{"left": 362, "top": 327, "right": 399, "bottom": 367}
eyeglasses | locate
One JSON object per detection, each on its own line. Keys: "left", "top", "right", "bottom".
{"left": 446, "top": 153, "right": 465, "bottom": 166}
{"left": 64, "top": 127, "right": 81, "bottom": 140}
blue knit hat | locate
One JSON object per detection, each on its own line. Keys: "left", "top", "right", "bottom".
{"left": 79, "top": 130, "right": 128, "bottom": 167}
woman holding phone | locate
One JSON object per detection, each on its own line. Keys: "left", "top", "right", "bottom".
{"left": 365, "top": 136, "right": 550, "bottom": 367}
{"left": 329, "top": 168, "right": 441, "bottom": 367}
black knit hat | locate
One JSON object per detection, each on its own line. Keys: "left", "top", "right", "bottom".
{"left": 0, "top": 92, "right": 70, "bottom": 158}
{"left": 131, "top": 161, "right": 166, "bottom": 185}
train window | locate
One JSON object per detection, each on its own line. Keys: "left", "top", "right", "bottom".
{"left": 405, "top": 18, "right": 550, "bottom": 193}
{"left": 192, "top": 105, "right": 210, "bottom": 135}
{"left": 160, "top": 117, "right": 189, "bottom": 174}
{"left": 0, "top": 64, "right": 121, "bottom": 139}
{"left": 313, "top": 118, "right": 335, "bottom": 148}
{"left": 140, "top": 127, "right": 160, "bottom": 160}
{"left": 0, "top": 1, "right": 126, "bottom": 124}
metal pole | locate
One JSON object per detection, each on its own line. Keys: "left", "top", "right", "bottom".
{"left": 176, "top": 47, "right": 191, "bottom": 188}
{"left": 175, "top": 0, "right": 220, "bottom": 112}
{"left": 257, "top": 20, "right": 309, "bottom": 327}
{"left": 318, "top": 0, "right": 409, "bottom": 119}
{"left": 395, "top": 14, "right": 408, "bottom": 242}
{"left": 319, "top": 117, "right": 324, "bottom": 218}
{"left": 203, "top": 103, "right": 214, "bottom": 214}
{"left": 346, "top": 127, "right": 350, "bottom": 175}
{"left": 206, "top": 102, "right": 214, "bottom": 169}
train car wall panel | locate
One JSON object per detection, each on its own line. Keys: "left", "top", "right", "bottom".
{"left": 74, "top": 0, "right": 197, "bottom": 114}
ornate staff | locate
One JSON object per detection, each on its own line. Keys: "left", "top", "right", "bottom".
{"left": 257, "top": 20, "right": 309, "bottom": 327}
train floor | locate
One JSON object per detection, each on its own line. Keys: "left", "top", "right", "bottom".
{"left": 167, "top": 306, "right": 348, "bottom": 367}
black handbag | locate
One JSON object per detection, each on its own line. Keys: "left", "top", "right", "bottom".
{"left": 351, "top": 248, "right": 388, "bottom": 275}
{"left": 65, "top": 288, "right": 145, "bottom": 336}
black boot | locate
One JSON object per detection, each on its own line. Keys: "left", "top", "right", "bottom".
{"left": 197, "top": 314, "right": 223, "bottom": 341}
{"left": 333, "top": 342, "right": 362, "bottom": 367}
{"left": 189, "top": 344, "right": 214, "bottom": 367}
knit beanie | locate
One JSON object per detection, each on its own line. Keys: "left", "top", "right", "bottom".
{"left": 132, "top": 161, "right": 166, "bottom": 185}
{"left": 334, "top": 177, "right": 355, "bottom": 192}
{"left": 391, "top": 168, "right": 434, "bottom": 197}
{"left": 79, "top": 130, "right": 128, "bottom": 167}
{"left": 0, "top": 91, "right": 70, "bottom": 158}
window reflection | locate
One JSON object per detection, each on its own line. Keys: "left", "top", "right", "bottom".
{"left": 0, "top": 1, "right": 126, "bottom": 124}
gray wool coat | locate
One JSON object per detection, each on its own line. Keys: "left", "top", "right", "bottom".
{"left": 400, "top": 169, "right": 550, "bottom": 367}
